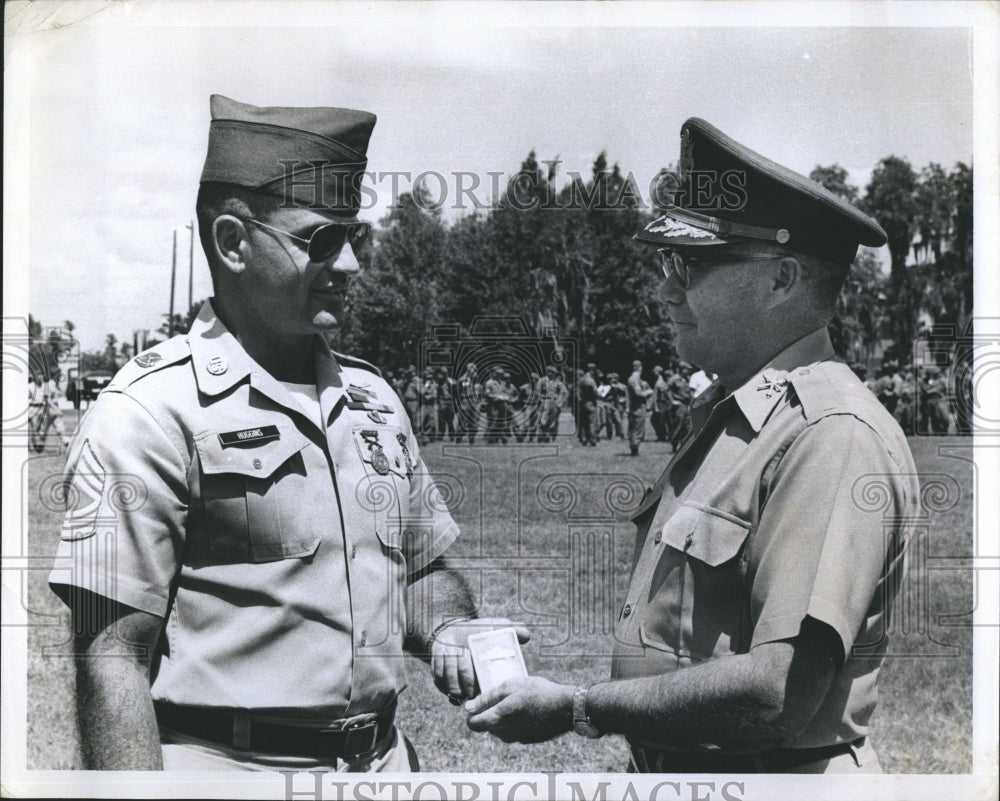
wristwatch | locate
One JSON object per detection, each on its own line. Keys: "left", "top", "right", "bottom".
{"left": 572, "top": 684, "right": 602, "bottom": 739}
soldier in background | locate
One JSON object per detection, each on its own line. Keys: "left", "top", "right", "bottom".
{"left": 596, "top": 370, "right": 612, "bottom": 442}
{"left": 874, "top": 363, "right": 899, "bottom": 417}
{"left": 577, "top": 363, "right": 599, "bottom": 447}
{"left": 419, "top": 367, "right": 438, "bottom": 443}
{"left": 521, "top": 371, "right": 541, "bottom": 443}
{"left": 606, "top": 372, "right": 627, "bottom": 441}
{"left": 667, "top": 361, "right": 693, "bottom": 451}
{"left": 483, "top": 367, "right": 507, "bottom": 444}
{"left": 651, "top": 365, "right": 669, "bottom": 442}
{"left": 920, "top": 365, "right": 951, "bottom": 434}
{"left": 626, "top": 360, "right": 653, "bottom": 456}
{"left": 537, "top": 365, "right": 565, "bottom": 442}
{"left": 454, "top": 362, "right": 481, "bottom": 444}
{"left": 436, "top": 368, "right": 456, "bottom": 442}
{"left": 402, "top": 365, "right": 420, "bottom": 431}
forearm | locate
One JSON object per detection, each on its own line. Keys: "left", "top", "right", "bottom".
{"left": 403, "top": 555, "right": 478, "bottom": 657}
{"left": 587, "top": 652, "right": 787, "bottom": 748}
{"left": 76, "top": 654, "right": 162, "bottom": 769}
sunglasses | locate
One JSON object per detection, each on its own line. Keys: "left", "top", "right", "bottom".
{"left": 246, "top": 218, "right": 371, "bottom": 262}
{"left": 656, "top": 248, "right": 780, "bottom": 289}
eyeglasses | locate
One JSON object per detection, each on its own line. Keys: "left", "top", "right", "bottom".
{"left": 245, "top": 218, "right": 371, "bottom": 262}
{"left": 656, "top": 248, "right": 780, "bottom": 289}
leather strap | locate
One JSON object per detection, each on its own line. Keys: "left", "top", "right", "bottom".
{"left": 155, "top": 702, "right": 396, "bottom": 760}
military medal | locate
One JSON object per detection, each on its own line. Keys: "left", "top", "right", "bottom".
{"left": 370, "top": 446, "right": 390, "bottom": 475}
{"left": 360, "top": 429, "right": 391, "bottom": 475}
{"left": 396, "top": 432, "right": 414, "bottom": 480}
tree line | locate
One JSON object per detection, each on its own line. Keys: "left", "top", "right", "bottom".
{"left": 33, "top": 150, "right": 972, "bottom": 380}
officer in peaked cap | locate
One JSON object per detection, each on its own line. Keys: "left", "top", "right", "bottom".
{"left": 468, "top": 118, "right": 917, "bottom": 774}
{"left": 50, "top": 95, "right": 526, "bottom": 772}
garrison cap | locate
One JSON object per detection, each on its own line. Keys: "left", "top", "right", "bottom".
{"left": 200, "top": 94, "right": 376, "bottom": 214}
{"left": 636, "top": 118, "right": 887, "bottom": 264}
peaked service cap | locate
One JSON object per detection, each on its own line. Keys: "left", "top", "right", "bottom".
{"left": 635, "top": 118, "right": 887, "bottom": 264}
{"left": 200, "top": 94, "right": 376, "bottom": 214}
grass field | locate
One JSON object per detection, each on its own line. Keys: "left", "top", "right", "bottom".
{"left": 23, "top": 413, "right": 974, "bottom": 773}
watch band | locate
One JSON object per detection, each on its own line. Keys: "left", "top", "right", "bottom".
{"left": 573, "top": 684, "right": 602, "bottom": 739}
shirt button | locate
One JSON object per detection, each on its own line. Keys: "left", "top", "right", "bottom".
{"left": 252, "top": 458, "right": 262, "bottom": 469}
{"left": 654, "top": 531, "right": 662, "bottom": 544}
{"left": 359, "top": 630, "right": 367, "bottom": 647}
{"left": 684, "top": 532, "right": 694, "bottom": 550}
{"left": 351, "top": 543, "right": 357, "bottom": 559}
{"left": 622, "top": 603, "right": 633, "bottom": 618}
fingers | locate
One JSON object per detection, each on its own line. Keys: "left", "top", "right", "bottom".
{"left": 464, "top": 680, "right": 514, "bottom": 715}
{"left": 456, "top": 648, "right": 477, "bottom": 698}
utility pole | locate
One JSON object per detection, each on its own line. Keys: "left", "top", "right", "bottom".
{"left": 169, "top": 229, "right": 177, "bottom": 337}
{"left": 186, "top": 220, "right": 194, "bottom": 312}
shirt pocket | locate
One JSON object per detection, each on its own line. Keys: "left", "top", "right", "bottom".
{"left": 194, "top": 425, "right": 321, "bottom": 563}
{"left": 644, "top": 503, "right": 752, "bottom": 661}
{"left": 350, "top": 425, "right": 416, "bottom": 554}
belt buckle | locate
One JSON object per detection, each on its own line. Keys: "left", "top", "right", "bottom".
{"left": 340, "top": 717, "right": 381, "bottom": 760}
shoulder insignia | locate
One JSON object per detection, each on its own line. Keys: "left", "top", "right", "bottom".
{"left": 106, "top": 337, "right": 191, "bottom": 392}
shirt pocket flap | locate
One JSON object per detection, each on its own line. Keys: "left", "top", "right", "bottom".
{"left": 195, "top": 425, "right": 310, "bottom": 478}
{"left": 660, "top": 503, "right": 751, "bottom": 566}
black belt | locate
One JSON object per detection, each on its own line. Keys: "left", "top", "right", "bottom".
{"left": 154, "top": 702, "right": 396, "bottom": 760}
{"left": 631, "top": 739, "right": 863, "bottom": 773}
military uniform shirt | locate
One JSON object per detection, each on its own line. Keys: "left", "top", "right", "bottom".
{"left": 49, "top": 301, "right": 458, "bottom": 722}
{"left": 611, "top": 328, "right": 918, "bottom": 750}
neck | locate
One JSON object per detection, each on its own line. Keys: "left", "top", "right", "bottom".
{"left": 716, "top": 324, "right": 828, "bottom": 392}
{"left": 240, "top": 330, "right": 316, "bottom": 383}
{"left": 214, "top": 299, "right": 316, "bottom": 383}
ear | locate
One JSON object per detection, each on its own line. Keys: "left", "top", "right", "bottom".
{"left": 766, "top": 256, "right": 802, "bottom": 308}
{"left": 211, "top": 215, "right": 252, "bottom": 275}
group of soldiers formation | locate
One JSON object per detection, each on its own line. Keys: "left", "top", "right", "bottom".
{"left": 387, "top": 357, "right": 956, "bottom": 450}
{"left": 386, "top": 360, "right": 714, "bottom": 455}
{"left": 851, "top": 360, "right": 954, "bottom": 435}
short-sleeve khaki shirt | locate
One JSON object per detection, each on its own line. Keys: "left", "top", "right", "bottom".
{"left": 611, "top": 328, "right": 918, "bottom": 750}
{"left": 49, "top": 301, "right": 458, "bottom": 722}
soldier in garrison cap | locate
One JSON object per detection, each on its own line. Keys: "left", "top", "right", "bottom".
{"left": 467, "top": 118, "right": 917, "bottom": 774}
{"left": 50, "top": 95, "right": 526, "bottom": 772}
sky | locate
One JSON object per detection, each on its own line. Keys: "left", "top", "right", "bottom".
{"left": 4, "top": 1, "right": 986, "bottom": 353}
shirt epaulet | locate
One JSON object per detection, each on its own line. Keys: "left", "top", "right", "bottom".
{"left": 105, "top": 337, "right": 191, "bottom": 392}
{"left": 333, "top": 351, "right": 382, "bottom": 378}
{"left": 786, "top": 361, "right": 881, "bottom": 425}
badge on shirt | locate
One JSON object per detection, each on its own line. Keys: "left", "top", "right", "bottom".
{"left": 755, "top": 372, "right": 789, "bottom": 400}
{"left": 346, "top": 384, "right": 395, "bottom": 417}
{"left": 218, "top": 425, "right": 280, "bottom": 448}
{"left": 359, "top": 429, "right": 391, "bottom": 475}
{"left": 134, "top": 352, "right": 162, "bottom": 369}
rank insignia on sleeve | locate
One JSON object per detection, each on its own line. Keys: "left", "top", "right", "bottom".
{"left": 60, "top": 440, "right": 107, "bottom": 541}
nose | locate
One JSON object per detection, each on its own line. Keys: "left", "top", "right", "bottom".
{"left": 659, "top": 266, "right": 686, "bottom": 305}
{"left": 325, "top": 242, "right": 360, "bottom": 276}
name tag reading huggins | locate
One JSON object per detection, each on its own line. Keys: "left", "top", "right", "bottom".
{"left": 218, "top": 425, "right": 281, "bottom": 447}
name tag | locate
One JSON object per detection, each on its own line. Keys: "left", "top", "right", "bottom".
{"left": 218, "top": 425, "right": 280, "bottom": 447}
